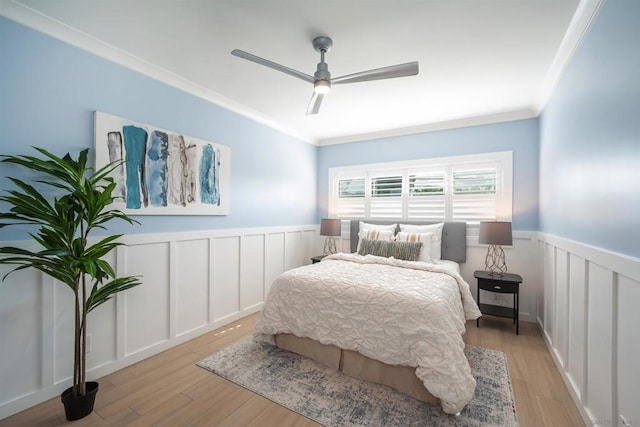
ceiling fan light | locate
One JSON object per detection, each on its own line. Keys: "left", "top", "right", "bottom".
{"left": 314, "top": 80, "right": 331, "bottom": 94}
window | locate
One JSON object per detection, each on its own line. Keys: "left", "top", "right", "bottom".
{"left": 328, "top": 152, "right": 512, "bottom": 224}
{"left": 408, "top": 172, "right": 446, "bottom": 221}
{"left": 409, "top": 173, "right": 445, "bottom": 195}
{"left": 453, "top": 170, "right": 496, "bottom": 195}
{"left": 338, "top": 178, "right": 365, "bottom": 198}
{"left": 371, "top": 176, "right": 402, "bottom": 197}
{"left": 370, "top": 175, "right": 402, "bottom": 219}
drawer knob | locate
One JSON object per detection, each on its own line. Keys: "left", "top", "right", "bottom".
{"left": 494, "top": 285, "right": 502, "bottom": 290}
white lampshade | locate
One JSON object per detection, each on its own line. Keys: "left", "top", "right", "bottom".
{"left": 478, "top": 221, "right": 512, "bottom": 246}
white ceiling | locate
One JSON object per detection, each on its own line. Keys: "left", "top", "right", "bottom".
{"left": 3, "top": 0, "right": 598, "bottom": 145}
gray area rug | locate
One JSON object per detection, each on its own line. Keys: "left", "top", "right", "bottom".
{"left": 197, "top": 337, "right": 517, "bottom": 426}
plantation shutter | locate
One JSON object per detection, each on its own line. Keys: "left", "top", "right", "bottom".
{"left": 328, "top": 152, "right": 511, "bottom": 225}
{"left": 336, "top": 178, "right": 366, "bottom": 218}
{"left": 451, "top": 169, "right": 497, "bottom": 222}
{"left": 370, "top": 175, "right": 403, "bottom": 219}
{"left": 407, "top": 173, "right": 446, "bottom": 221}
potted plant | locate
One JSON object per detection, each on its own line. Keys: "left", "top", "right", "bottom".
{"left": 0, "top": 147, "right": 142, "bottom": 421}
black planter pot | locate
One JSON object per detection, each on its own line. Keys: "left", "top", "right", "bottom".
{"left": 61, "top": 381, "right": 99, "bottom": 421}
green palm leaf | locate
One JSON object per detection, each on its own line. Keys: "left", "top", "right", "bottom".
{"left": 1, "top": 147, "right": 143, "bottom": 396}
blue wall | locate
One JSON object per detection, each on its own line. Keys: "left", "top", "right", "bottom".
{"left": 539, "top": 0, "right": 640, "bottom": 258}
{"left": 4, "top": 2, "right": 638, "bottom": 259}
{"left": 0, "top": 18, "right": 318, "bottom": 240}
{"left": 317, "top": 119, "right": 540, "bottom": 231}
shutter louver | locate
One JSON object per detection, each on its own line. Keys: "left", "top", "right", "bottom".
{"left": 336, "top": 178, "right": 366, "bottom": 219}
{"left": 370, "top": 176, "right": 402, "bottom": 219}
{"left": 370, "top": 197, "right": 403, "bottom": 219}
{"left": 371, "top": 176, "right": 402, "bottom": 197}
{"left": 337, "top": 198, "right": 366, "bottom": 218}
{"left": 408, "top": 173, "right": 446, "bottom": 221}
{"left": 451, "top": 196, "right": 496, "bottom": 222}
{"left": 407, "top": 197, "right": 446, "bottom": 221}
{"left": 453, "top": 170, "right": 496, "bottom": 194}
{"left": 452, "top": 169, "right": 497, "bottom": 222}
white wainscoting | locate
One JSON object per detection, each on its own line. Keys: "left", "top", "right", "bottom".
{"left": 537, "top": 233, "right": 640, "bottom": 427}
{"left": 0, "top": 224, "right": 320, "bottom": 420}
{"left": 4, "top": 226, "right": 638, "bottom": 424}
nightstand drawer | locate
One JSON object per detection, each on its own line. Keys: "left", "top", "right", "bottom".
{"left": 477, "top": 279, "right": 518, "bottom": 294}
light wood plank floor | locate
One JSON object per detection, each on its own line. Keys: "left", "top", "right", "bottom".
{"left": 1, "top": 314, "right": 584, "bottom": 426}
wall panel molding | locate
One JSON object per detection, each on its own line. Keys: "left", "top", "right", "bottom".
{"left": 537, "top": 232, "right": 640, "bottom": 427}
{"left": 5, "top": 226, "right": 635, "bottom": 423}
{"left": 0, "top": 224, "right": 320, "bottom": 420}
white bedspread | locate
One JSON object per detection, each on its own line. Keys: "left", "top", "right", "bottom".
{"left": 254, "top": 253, "right": 482, "bottom": 414}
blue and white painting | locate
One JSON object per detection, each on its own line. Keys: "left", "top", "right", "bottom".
{"left": 95, "top": 111, "right": 230, "bottom": 215}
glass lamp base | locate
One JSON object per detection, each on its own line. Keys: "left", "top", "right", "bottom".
{"left": 485, "top": 244, "right": 507, "bottom": 276}
{"left": 323, "top": 237, "right": 337, "bottom": 255}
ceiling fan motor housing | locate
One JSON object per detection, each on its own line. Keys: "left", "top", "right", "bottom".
{"left": 314, "top": 62, "right": 331, "bottom": 81}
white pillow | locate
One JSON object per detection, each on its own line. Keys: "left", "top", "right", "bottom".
{"left": 359, "top": 221, "right": 397, "bottom": 232}
{"left": 356, "top": 222, "right": 397, "bottom": 252}
{"left": 395, "top": 231, "right": 436, "bottom": 263}
{"left": 356, "top": 228, "right": 395, "bottom": 252}
{"left": 399, "top": 223, "right": 444, "bottom": 260}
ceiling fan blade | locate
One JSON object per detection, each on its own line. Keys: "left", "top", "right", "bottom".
{"left": 231, "top": 49, "right": 314, "bottom": 83}
{"left": 332, "top": 61, "right": 419, "bottom": 85}
{"left": 305, "top": 92, "right": 324, "bottom": 115}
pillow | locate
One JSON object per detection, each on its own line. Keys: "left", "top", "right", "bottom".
{"left": 358, "top": 239, "right": 422, "bottom": 262}
{"left": 358, "top": 238, "right": 392, "bottom": 257}
{"left": 356, "top": 222, "right": 396, "bottom": 252}
{"left": 389, "top": 240, "right": 423, "bottom": 261}
{"left": 359, "top": 221, "right": 397, "bottom": 232}
{"left": 399, "top": 222, "right": 444, "bottom": 260}
{"left": 395, "top": 231, "right": 436, "bottom": 263}
{"left": 356, "top": 229, "right": 394, "bottom": 251}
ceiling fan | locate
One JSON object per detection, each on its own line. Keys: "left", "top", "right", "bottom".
{"left": 231, "top": 36, "right": 419, "bottom": 115}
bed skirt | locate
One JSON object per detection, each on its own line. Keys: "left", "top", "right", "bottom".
{"left": 274, "top": 333, "right": 438, "bottom": 405}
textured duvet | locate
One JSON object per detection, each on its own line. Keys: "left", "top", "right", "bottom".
{"left": 254, "top": 252, "right": 482, "bottom": 414}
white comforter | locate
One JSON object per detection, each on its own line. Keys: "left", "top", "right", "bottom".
{"left": 254, "top": 253, "right": 482, "bottom": 414}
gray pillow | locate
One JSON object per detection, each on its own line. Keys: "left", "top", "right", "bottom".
{"left": 358, "top": 239, "right": 422, "bottom": 262}
{"left": 390, "top": 240, "right": 423, "bottom": 261}
{"left": 358, "top": 238, "right": 392, "bottom": 257}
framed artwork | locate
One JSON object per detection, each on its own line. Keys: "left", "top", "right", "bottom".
{"left": 94, "top": 111, "right": 230, "bottom": 215}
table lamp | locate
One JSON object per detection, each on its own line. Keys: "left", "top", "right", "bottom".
{"left": 320, "top": 218, "right": 341, "bottom": 255}
{"left": 478, "top": 221, "right": 512, "bottom": 276}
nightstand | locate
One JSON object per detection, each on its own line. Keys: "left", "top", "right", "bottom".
{"left": 311, "top": 255, "right": 327, "bottom": 264}
{"left": 474, "top": 270, "right": 523, "bottom": 335}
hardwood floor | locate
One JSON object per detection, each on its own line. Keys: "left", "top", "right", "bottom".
{"left": 1, "top": 313, "right": 584, "bottom": 426}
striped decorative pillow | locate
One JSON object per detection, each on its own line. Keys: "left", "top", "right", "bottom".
{"left": 356, "top": 229, "right": 395, "bottom": 252}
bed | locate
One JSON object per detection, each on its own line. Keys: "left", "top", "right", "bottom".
{"left": 253, "top": 220, "right": 482, "bottom": 414}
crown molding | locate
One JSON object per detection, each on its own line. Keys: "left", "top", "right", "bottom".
{"left": 533, "top": 0, "right": 605, "bottom": 114}
{"left": 317, "top": 109, "right": 538, "bottom": 146}
{"left": 2, "top": 0, "right": 603, "bottom": 148}
{"left": 0, "top": 0, "right": 315, "bottom": 144}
